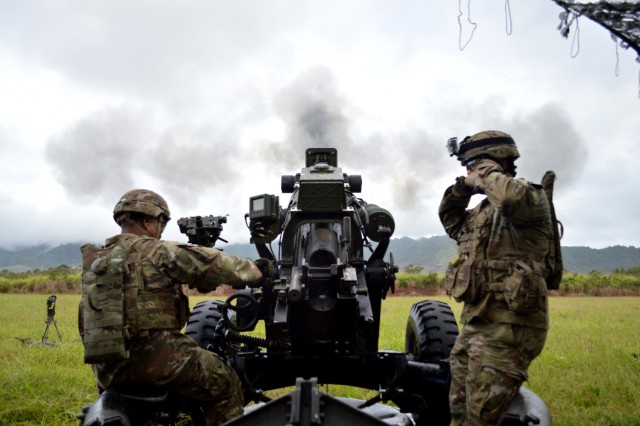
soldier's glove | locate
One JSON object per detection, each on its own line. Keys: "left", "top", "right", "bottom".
{"left": 451, "top": 176, "right": 475, "bottom": 198}
{"left": 254, "top": 258, "right": 276, "bottom": 277}
{"left": 464, "top": 158, "right": 502, "bottom": 190}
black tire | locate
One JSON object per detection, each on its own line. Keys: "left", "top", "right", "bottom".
{"left": 185, "top": 299, "right": 225, "bottom": 350}
{"left": 405, "top": 300, "right": 459, "bottom": 426}
{"left": 405, "top": 299, "right": 459, "bottom": 364}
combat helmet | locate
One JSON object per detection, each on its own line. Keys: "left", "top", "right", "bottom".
{"left": 113, "top": 189, "right": 171, "bottom": 224}
{"left": 457, "top": 130, "right": 520, "bottom": 165}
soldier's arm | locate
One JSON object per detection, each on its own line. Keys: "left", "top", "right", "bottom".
{"left": 152, "top": 242, "right": 262, "bottom": 291}
{"left": 205, "top": 252, "right": 263, "bottom": 290}
{"left": 468, "top": 162, "right": 550, "bottom": 225}
{"left": 438, "top": 181, "right": 472, "bottom": 240}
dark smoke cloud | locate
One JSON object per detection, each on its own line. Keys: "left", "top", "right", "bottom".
{"left": 439, "top": 100, "right": 588, "bottom": 191}
{"left": 359, "top": 129, "right": 450, "bottom": 210}
{"left": 44, "top": 106, "right": 146, "bottom": 202}
{"left": 269, "top": 66, "right": 354, "bottom": 169}
{"left": 45, "top": 105, "right": 241, "bottom": 206}
{"left": 508, "top": 103, "right": 588, "bottom": 189}
{"left": 261, "top": 67, "right": 453, "bottom": 217}
{"left": 144, "top": 124, "right": 240, "bottom": 206}
{"left": 45, "top": 66, "right": 364, "bottom": 212}
{"left": 44, "top": 73, "right": 588, "bottom": 246}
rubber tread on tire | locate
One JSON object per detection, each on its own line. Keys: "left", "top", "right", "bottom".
{"left": 185, "top": 299, "right": 224, "bottom": 350}
{"left": 405, "top": 299, "right": 459, "bottom": 363}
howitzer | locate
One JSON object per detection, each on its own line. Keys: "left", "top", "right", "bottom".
{"left": 185, "top": 148, "right": 459, "bottom": 424}
{"left": 243, "top": 148, "right": 398, "bottom": 354}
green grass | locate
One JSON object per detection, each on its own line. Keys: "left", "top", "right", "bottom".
{"left": 0, "top": 295, "right": 639, "bottom": 425}
{"left": 0, "top": 295, "right": 95, "bottom": 425}
{"left": 529, "top": 297, "right": 640, "bottom": 425}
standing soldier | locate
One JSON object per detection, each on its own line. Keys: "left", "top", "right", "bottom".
{"left": 79, "top": 189, "right": 263, "bottom": 425}
{"left": 439, "top": 131, "right": 551, "bottom": 425}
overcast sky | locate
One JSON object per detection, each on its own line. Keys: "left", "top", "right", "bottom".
{"left": 1, "top": 0, "right": 639, "bottom": 250}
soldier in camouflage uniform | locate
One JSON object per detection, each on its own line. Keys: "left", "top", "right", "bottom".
{"left": 79, "top": 189, "right": 263, "bottom": 425}
{"left": 439, "top": 131, "right": 550, "bottom": 425}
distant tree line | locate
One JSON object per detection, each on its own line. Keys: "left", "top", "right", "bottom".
{"left": 2, "top": 239, "right": 640, "bottom": 274}
{"left": 395, "top": 263, "right": 640, "bottom": 296}
{"left": 0, "top": 265, "right": 81, "bottom": 293}
{"left": 1, "top": 262, "right": 640, "bottom": 296}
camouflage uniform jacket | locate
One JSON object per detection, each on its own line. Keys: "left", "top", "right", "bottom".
{"left": 439, "top": 164, "right": 551, "bottom": 330}
{"left": 80, "top": 233, "right": 262, "bottom": 343}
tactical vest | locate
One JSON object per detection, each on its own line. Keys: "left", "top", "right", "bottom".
{"left": 444, "top": 203, "right": 493, "bottom": 304}
{"left": 445, "top": 182, "right": 550, "bottom": 307}
{"left": 81, "top": 236, "right": 188, "bottom": 364}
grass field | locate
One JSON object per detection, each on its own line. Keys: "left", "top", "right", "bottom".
{"left": 0, "top": 294, "right": 639, "bottom": 425}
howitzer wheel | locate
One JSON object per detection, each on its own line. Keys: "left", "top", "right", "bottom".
{"left": 185, "top": 299, "right": 225, "bottom": 350}
{"left": 405, "top": 299, "right": 458, "bottom": 363}
{"left": 405, "top": 299, "right": 459, "bottom": 426}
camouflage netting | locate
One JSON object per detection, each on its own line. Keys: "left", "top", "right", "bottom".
{"left": 552, "top": 1, "right": 640, "bottom": 58}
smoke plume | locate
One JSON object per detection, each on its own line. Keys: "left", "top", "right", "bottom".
{"left": 508, "top": 103, "right": 588, "bottom": 189}
{"left": 44, "top": 106, "right": 145, "bottom": 202}
{"left": 45, "top": 105, "right": 241, "bottom": 207}
{"left": 263, "top": 67, "right": 354, "bottom": 169}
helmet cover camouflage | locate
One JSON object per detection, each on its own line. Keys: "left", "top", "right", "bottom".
{"left": 457, "top": 130, "right": 520, "bottom": 165}
{"left": 113, "top": 189, "right": 171, "bottom": 224}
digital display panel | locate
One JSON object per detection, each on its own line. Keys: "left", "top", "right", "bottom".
{"left": 252, "top": 197, "right": 265, "bottom": 212}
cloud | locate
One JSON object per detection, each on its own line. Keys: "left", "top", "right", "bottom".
{"left": 0, "top": 1, "right": 309, "bottom": 104}
{"left": 4, "top": 0, "right": 638, "bottom": 251}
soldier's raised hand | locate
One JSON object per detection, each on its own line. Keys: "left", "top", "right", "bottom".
{"left": 464, "top": 158, "right": 502, "bottom": 189}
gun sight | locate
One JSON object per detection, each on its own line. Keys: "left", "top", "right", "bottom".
{"left": 178, "top": 215, "right": 228, "bottom": 248}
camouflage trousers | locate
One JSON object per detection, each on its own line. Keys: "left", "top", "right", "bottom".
{"left": 449, "top": 321, "right": 547, "bottom": 426}
{"left": 92, "top": 330, "right": 243, "bottom": 426}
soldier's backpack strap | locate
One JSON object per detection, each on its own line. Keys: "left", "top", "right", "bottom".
{"left": 541, "top": 171, "right": 564, "bottom": 290}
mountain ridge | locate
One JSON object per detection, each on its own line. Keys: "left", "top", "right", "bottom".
{"left": 2, "top": 237, "right": 639, "bottom": 274}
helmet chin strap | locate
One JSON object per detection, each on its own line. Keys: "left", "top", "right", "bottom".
{"left": 152, "top": 223, "right": 163, "bottom": 239}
